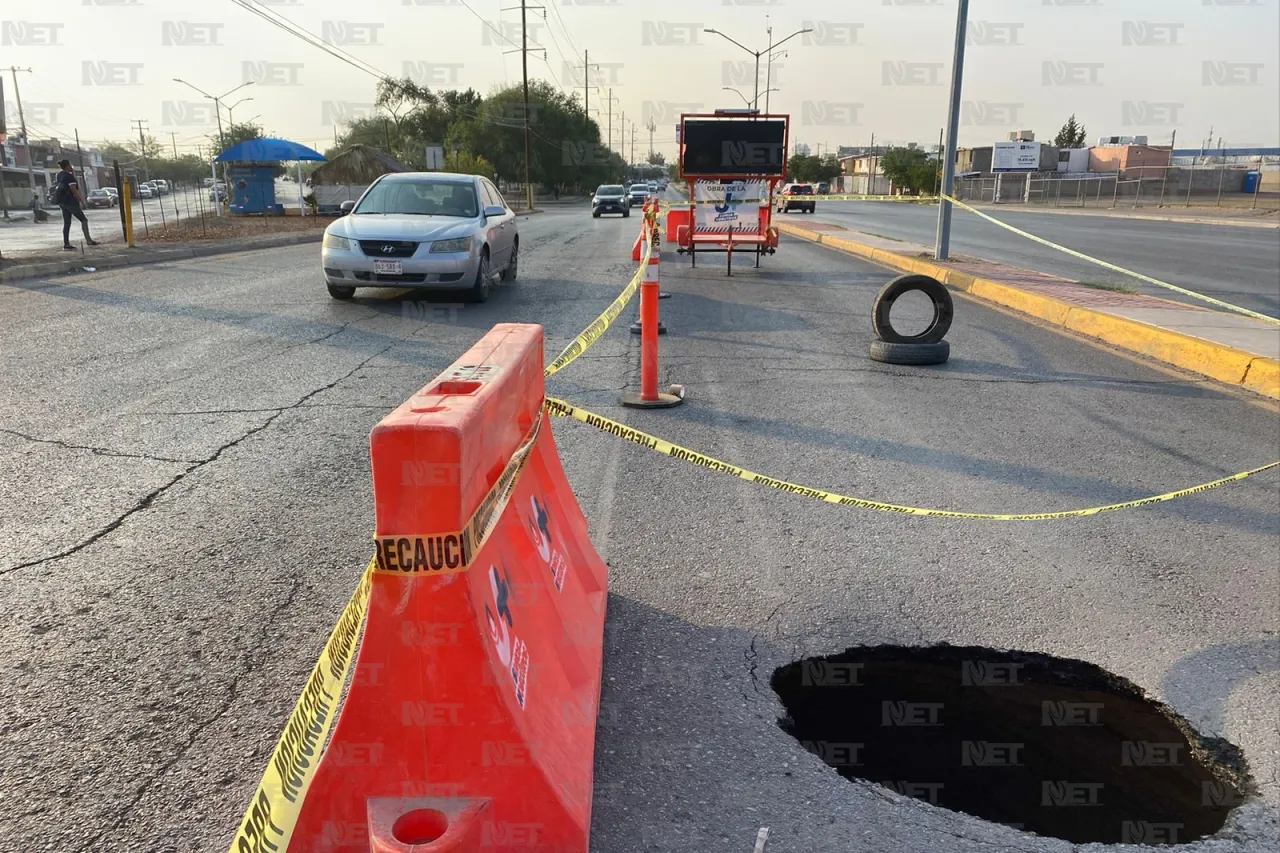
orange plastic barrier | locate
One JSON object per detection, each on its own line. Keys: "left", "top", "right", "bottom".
{"left": 665, "top": 206, "right": 691, "bottom": 246}
{"left": 286, "top": 323, "right": 609, "bottom": 852}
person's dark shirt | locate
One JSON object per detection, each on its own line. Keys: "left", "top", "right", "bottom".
{"left": 56, "top": 170, "right": 79, "bottom": 206}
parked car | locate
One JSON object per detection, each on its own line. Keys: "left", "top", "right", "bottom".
{"left": 209, "top": 184, "right": 227, "bottom": 202}
{"left": 321, "top": 172, "right": 519, "bottom": 303}
{"left": 85, "top": 189, "right": 115, "bottom": 209}
{"left": 628, "top": 183, "right": 650, "bottom": 207}
{"left": 816, "top": 182, "right": 831, "bottom": 195}
{"left": 203, "top": 177, "right": 215, "bottom": 188}
{"left": 102, "top": 187, "right": 119, "bottom": 201}
{"left": 153, "top": 179, "right": 170, "bottom": 195}
{"left": 137, "top": 184, "right": 153, "bottom": 199}
{"left": 591, "top": 184, "right": 630, "bottom": 218}
{"left": 776, "top": 183, "right": 816, "bottom": 213}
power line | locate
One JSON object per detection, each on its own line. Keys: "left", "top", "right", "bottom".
{"left": 458, "top": 0, "right": 522, "bottom": 49}
{"left": 546, "top": 0, "right": 581, "bottom": 57}
{"left": 227, "top": 0, "right": 388, "bottom": 80}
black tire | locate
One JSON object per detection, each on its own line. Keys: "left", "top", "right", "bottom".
{"left": 868, "top": 339, "right": 950, "bottom": 366}
{"left": 501, "top": 241, "right": 518, "bottom": 282}
{"left": 592, "top": 210, "right": 601, "bottom": 218}
{"left": 327, "top": 284, "right": 355, "bottom": 300}
{"left": 465, "top": 249, "right": 491, "bottom": 303}
{"left": 871, "top": 274, "right": 954, "bottom": 344}
{"left": 623, "top": 209, "right": 630, "bottom": 218}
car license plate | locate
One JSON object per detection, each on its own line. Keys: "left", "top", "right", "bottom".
{"left": 374, "top": 260, "right": 402, "bottom": 275}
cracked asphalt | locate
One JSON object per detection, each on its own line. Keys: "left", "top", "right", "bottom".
{"left": 1, "top": 205, "right": 1277, "bottom": 852}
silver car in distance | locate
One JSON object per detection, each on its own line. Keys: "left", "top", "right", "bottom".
{"left": 321, "top": 172, "right": 518, "bottom": 303}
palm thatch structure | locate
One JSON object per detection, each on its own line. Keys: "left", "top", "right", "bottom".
{"left": 310, "top": 144, "right": 410, "bottom": 211}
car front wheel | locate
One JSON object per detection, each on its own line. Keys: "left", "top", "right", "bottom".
{"left": 501, "top": 241, "right": 518, "bottom": 282}
{"left": 327, "top": 284, "right": 355, "bottom": 300}
{"left": 466, "top": 249, "right": 491, "bottom": 303}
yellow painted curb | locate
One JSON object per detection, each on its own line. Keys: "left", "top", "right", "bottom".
{"left": 776, "top": 221, "right": 1280, "bottom": 400}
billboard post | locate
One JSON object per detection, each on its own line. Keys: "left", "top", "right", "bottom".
{"left": 934, "top": 0, "right": 970, "bottom": 261}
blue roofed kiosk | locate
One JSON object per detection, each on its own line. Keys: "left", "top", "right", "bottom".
{"left": 213, "top": 137, "right": 326, "bottom": 215}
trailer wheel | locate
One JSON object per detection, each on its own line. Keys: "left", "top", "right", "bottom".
{"left": 871, "top": 274, "right": 953, "bottom": 345}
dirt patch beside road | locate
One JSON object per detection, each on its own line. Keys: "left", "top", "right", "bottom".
{"left": 137, "top": 213, "right": 333, "bottom": 243}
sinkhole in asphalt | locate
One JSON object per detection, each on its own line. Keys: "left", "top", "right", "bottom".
{"left": 771, "top": 645, "right": 1250, "bottom": 845}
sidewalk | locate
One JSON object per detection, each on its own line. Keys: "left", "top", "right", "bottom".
{"left": 962, "top": 201, "right": 1280, "bottom": 229}
{"left": 777, "top": 221, "right": 1280, "bottom": 399}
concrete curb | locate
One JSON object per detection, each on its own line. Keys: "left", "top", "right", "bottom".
{"left": 777, "top": 221, "right": 1280, "bottom": 400}
{"left": 0, "top": 231, "right": 323, "bottom": 284}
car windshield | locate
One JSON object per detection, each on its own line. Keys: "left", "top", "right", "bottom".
{"left": 791, "top": 185, "right": 814, "bottom": 194}
{"left": 89, "top": 190, "right": 107, "bottom": 197}
{"left": 597, "top": 185, "right": 625, "bottom": 195}
{"left": 354, "top": 178, "right": 479, "bottom": 217}
{"left": 630, "top": 185, "right": 648, "bottom": 192}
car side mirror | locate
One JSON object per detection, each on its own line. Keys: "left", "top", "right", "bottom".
{"left": 339, "top": 200, "right": 356, "bottom": 215}
{"left": 483, "top": 205, "right": 506, "bottom": 218}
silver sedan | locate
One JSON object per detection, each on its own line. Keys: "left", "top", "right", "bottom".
{"left": 321, "top": 172, "right": 518, "bottom": 303}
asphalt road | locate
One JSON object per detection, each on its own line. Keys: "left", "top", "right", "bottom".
{"left": 1, "top": 207, "right": 1277, "bottom": 852}
{"left": 803, "top": 200, "right": 1280, "bottom": 318}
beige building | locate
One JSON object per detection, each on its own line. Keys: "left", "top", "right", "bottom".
{"left": 1089, "top": 144, "right": 1172, "bottom": 178}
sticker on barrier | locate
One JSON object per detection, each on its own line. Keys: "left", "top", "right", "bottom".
{"left": 545, "top": 397, "right": 1279, "bottom": 520}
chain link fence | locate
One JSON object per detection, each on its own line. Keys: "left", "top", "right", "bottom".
{"left": 953, "top": 162, "right": 1279, "bottom": 212}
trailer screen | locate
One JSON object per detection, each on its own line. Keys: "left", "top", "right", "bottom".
{"left": 681, "top": 119, "right": 786, "bottom": 176}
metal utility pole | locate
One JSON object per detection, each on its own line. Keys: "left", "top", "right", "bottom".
{"left": 132, "top": 119, "right": 151, "bottom": 182}
{"left": 74, "top": 128, "right": 87, "bottom": 191}
{"left": 631, "top": 125, "right": 637, "bottom": 168}
{"left": 8, "top": 67, "right": 38, "bottom": 221}
{"left": 646, "top": 119, "right": 656, "bottom": 161}
{"left": 604, "top": 88, "right": 619, "bottom": 154}
{"left": 170, "top": 133, "right": 180, "bottom": 159}
{"left": 620, "top": 112, "right": 626, "bottom": 165}
{"left": 933, "top": 127, "right": 943, "bottom": 196}
{"left": 765, "top": 17, "right": 772, "bottom": 113}
{"left": 573, "top": 50, "right": 599, "bottom": 125}
{"left": 934, "top": 0, "right": 969, "bottom": 260}
{"left": 521, "top": 0, "right": 534, "bottom": 210}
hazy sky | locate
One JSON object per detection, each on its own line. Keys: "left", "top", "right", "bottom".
{"left": 2, "top": 0, "right": 1277, "bottom": 160}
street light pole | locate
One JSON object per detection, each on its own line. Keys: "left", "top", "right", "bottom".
{"left": 172, "top": 78, "right": 253, "bottom": 218}
{"left": 934, "top": 0, "right": 969, "bottom": 260}
{"left": 706, "top": 27, "right": 810, "bottom": 113}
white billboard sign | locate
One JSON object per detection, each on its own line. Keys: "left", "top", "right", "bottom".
{"left": 694, "top": 179, "right": 765, "bottom": 230}
{"left": 993, "top": 140, "right": 1041, "bottom": 172}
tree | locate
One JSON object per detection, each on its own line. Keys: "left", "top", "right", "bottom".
{"left": 1053, "top": 114, "right": 1087, "bottom": 148}
{"left": 878, "top": 146, "right": 937, "bottom": 195}
{"left": 646, "top": 151, "right": 665, "bottom": 166}
{"left": 444, "top": 150, "right": 494, "bottom": 178}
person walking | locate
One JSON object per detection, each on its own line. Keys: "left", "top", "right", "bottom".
{"left": 53, "top": 159, "right": 99, "bottom": 249}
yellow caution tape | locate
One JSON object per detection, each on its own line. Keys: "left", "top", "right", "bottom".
{"left": 544, "top": 223, "right": 653, "bottom": 378}
{"left": 226, "top": 563, "right": 372, "bottom": 853}
{"left": 545, "top": 397, "right": 1279, "bottom": 519}
{"left": 372, "top": 413, "right": 541, "bottom": 574}
{"left": 940, "top": 193, "right": 1280, "bottom": 326}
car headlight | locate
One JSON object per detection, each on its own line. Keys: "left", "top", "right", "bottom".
{"left": 592, "top": 197, "right": 601, "bottom": 204}
{"left": 322, "top": 232, "right": 349, "bottom": 250}
{"left": 430, "top": 237, "right": 472, "bottom": 254}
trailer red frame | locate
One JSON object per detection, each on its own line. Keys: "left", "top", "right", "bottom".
{"left": 668, "top": 112, "right": 790, "bottom": 275}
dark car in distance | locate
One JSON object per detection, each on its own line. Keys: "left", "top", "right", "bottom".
{"left": 592, "top": 185, "right": 630, "bottom": 218}
{"left": 776, "top": 183, "right": 816, "bottom": 214}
